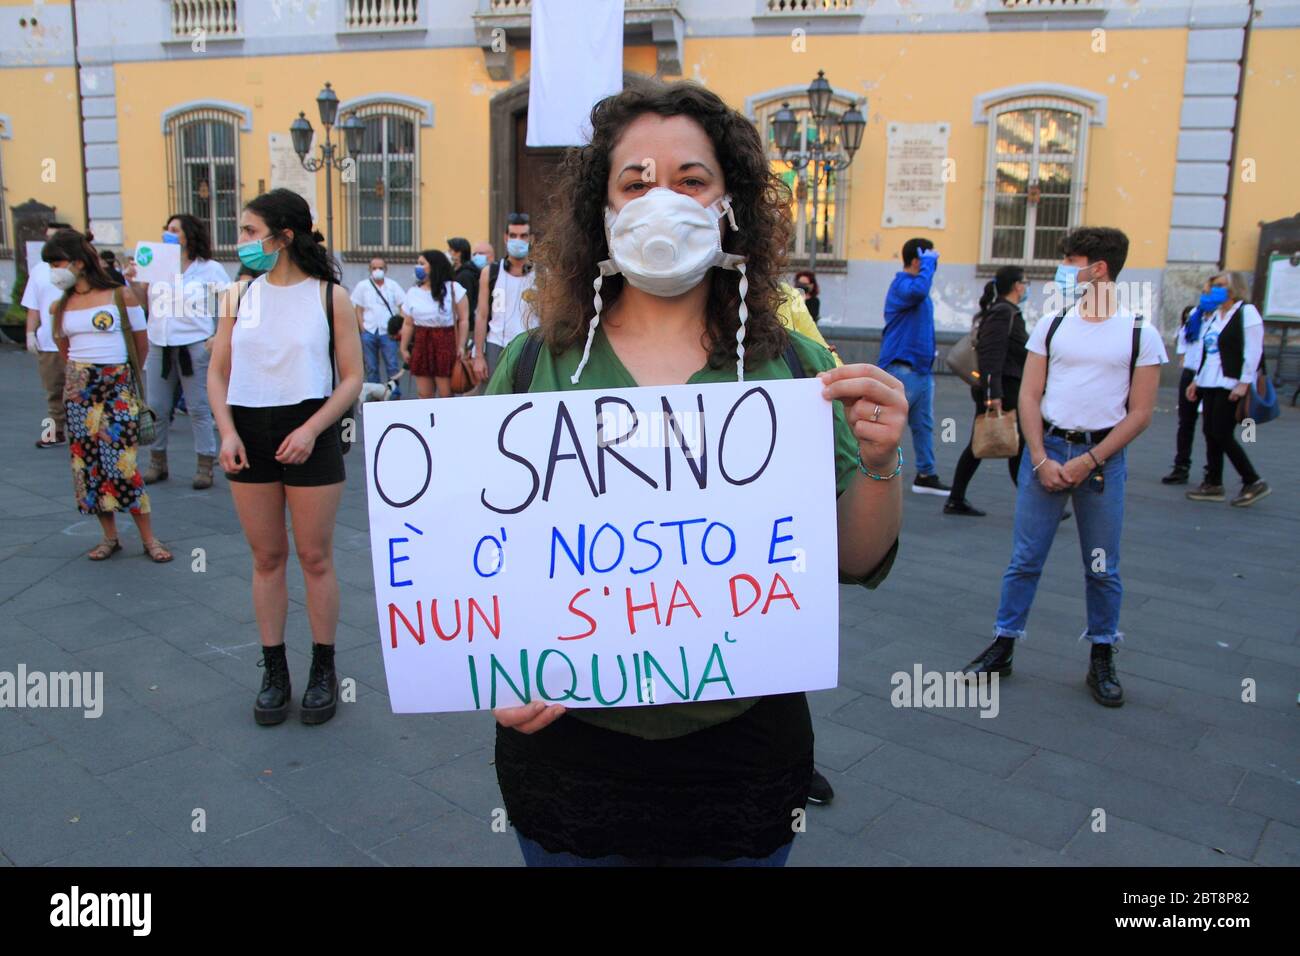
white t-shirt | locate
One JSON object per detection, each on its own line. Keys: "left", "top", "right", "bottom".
{"left": 351, "top": 276, "right": 406, "bottom": 335}
{"left": 1194, "top": 301, "right": 1264, "bottom": 390}
{"left": 1175, "top": 319, "right": 1204, "bottom": 372}
{"left": 1028, "top": 305, "right": 1168, "bottom": 431}
{"left": 60, "top": 300, "right": 148, "bottom": 365}
{"left": 403, "top": 282, "right": 465, "bottom": 329}
{"left": 20, "top": 262, "right": 61, "bottom": 352}
{"left": 146, "top": 257, "right": 231, "bottom": 346}
{"left": 488, "top": 266, "right": 539, "bottom": 347}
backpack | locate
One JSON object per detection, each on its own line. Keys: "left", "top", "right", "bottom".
{"left": 1043, "top": 310, "right": 1144, "bottom": 411}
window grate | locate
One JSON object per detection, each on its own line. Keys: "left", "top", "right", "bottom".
{"left": 164, "top": 108, "right": 243, "bottom": 253}
{"left": 341, "top": 104, "right": 420, "bottom": 257}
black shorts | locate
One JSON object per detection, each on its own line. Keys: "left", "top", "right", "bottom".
{"left": 226, "top": 399, "right": 346, "bottom": 487}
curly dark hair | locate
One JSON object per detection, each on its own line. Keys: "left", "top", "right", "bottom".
{"left": 533, "top": 78, "right": 792, "bottom": 369}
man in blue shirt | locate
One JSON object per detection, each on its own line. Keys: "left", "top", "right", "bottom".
{"left": 880, "top": 238, "right": 950, "bottom": 495}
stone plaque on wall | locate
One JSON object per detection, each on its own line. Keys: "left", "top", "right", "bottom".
{"left": 269, "top": 132, "right": 318, "bottom": 224}
{"left": 882, "top": 122, "right": 949, "bottom": 230}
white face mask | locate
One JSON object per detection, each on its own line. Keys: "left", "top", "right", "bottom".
{"left": 603, "top": 187, "right": 741, "bottom": 297}
{"left": 371, "top": 268, "right": 385, "bottom": 282}
{"left": 571, "top": 187, "right": 748, "bottom": 385}
{"left": 49, "top": 267, "right": 77, "bottom": 291}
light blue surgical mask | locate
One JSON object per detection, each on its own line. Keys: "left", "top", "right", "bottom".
{"left": 162, "top": 231, "right": 182, "bottom": 245}
{"left": 1053, "top": 264, "right": 1080, "bottom": 300}
{"left": 506, "top": 238, "right": 529, "bottom": 259}
{"left": 471, "top": 253, "right": 488, "bottom": 269}
{"left": 237, "top": 235, "right": 279, "bottom": 272}
{"left": 414, "top": 266, "right": 427, "bottom": 283}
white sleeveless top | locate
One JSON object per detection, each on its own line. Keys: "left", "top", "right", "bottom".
{"left": 228, "top": 275, "right": 334, "bottom": 408}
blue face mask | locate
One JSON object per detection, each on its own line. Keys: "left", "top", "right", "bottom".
{"left": 1053, "top": 264, "right": 1080, "bottom": 299}
{"left": 237, "top": 235, "right": 279, "bottom": 272}
{"left": 162, "top": 231, "right": 182, "bottom": 245}
{"left": 471, "top": 253, "right": 488, "bottom": 269}
{"left": 1199, "top": 286, "right": 1228, "bottom": 311}
{"left": 506, "top": 238, "right": 529, "bottom": 259}
{"left": 414, "top": 266, "right": 428, "bottom": 283}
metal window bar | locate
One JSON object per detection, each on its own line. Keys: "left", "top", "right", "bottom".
{"left": 164, "top": 108, "right": 242, "bottom": 253}
{"left": 981, "top": 97, "right": 1089, "bottom": 268}
{"left": 342, "top": 105, "right": 420, "bottom": 258}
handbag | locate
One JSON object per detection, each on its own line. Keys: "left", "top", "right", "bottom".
{"left": 324, "top": 281, "right": 360, "bottom": 455}
{"left": 112, "top": 287, "right": 158, "bottom": 446}
{"left": 972, "top": 407, "right": 1019, "bottom": 459}
{"left": 1235, "top": 368, "right": 1280, "bottom": 425}
{"left": 450, "top": 345, "right": 475, "bottom": 395}
{"left": 946, "top": 312, "right": 983, "bottom": 388}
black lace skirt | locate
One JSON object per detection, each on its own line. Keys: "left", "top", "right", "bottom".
{"left": 495, "top": 693, "right": 814, "bottom": 862}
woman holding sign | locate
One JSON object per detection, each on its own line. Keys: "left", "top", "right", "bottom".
{"left": 484, "top": 81, "right": 905, "bottom": 866}
{"left": 208, "top": 189, "right": 364, "bottom": 727}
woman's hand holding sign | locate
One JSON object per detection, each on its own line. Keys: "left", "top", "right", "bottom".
{"left": 495, "top": 700, "right": 567, "bottom": 735}
{"left": 817, "top": 363, "right": 908, "bottom": 471}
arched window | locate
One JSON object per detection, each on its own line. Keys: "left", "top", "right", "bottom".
{"left": 164, "top": 105, "right": 245, "bottom": 252}
{"left": 342, "top": 102, "right": 421, "bottom": 258}
{"left": 977, "top": 91, "right": 1097, "bottom": 270}
{"left": 752, "top": 91, "right": 856, "bottom": 264}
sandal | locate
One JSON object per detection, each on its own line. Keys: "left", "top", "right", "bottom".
{"left": 143, "top": 539, "right": 174, "bottom": 563}
{"left": 88, "top": 538, "right": 121, "bottom": 561}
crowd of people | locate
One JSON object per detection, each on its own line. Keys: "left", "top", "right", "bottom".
{"left": 13, "top": 76, "right": 1276, "bottom": 868}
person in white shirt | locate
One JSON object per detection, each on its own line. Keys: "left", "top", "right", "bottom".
{"left": 43, "top": 229, "right": 173, "bottom": 564}
{"left": 125, "top": 213, "right": 230, "bottom": 489}
{"left": 398, "top": 249, "right": 469, "bottom": 399}
{"left": 1162, "top": 280, "right": 1211, "bottom": 485}
{"left": 22, "top": 220, "right": 75, "bottom": 448}
{"left": 208, "top": 188, "right": 364, "bottom": 727}
{"left": 962, "top": 227, "right": 1167, "bottom": 708}
{"left": 472, "top": 212, "right": 538, "bottom": 384}
{"left": 1184, "top": 270, "right": 1269, "bottom": 507}
{"left": 350, "top": 256, "right": 405, "bottom": 398}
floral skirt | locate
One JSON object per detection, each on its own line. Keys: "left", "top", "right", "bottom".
{"left": 63, "top": 362, "right": 150, "bottom": 516}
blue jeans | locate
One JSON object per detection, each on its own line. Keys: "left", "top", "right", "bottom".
{"left": 995, "top": 433, "right": 1126, "bottom": 644}
{"left": 361, "top": 330, "right": 402, "bottom": 392}
{"left": 516, "top": 834, "right": 793, "bottom": 867}
{"left": 884, "top": 361, "right": 935, "bottom": 476}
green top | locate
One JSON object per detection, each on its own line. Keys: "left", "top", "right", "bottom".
{"left": 486, "top": 325, "right": 897, "bottom": 740}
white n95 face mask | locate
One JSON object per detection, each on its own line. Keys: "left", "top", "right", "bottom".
{"left": 572, "top": 187, "right": 750, "bottom": 385}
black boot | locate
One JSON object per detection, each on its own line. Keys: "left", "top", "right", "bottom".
{"left": 962, "top": 636, "right": 1014, "bottom": 677}
{"left": 944, "top": 497, "right": 987, "bottom": 517}
{"left": 1161, "top": 466, "right": 1190, "bottom": 485}
{"left": 1086, "top": 642, "right": 1124, "bottom": 707}
{"left": 301, "top": 642, "right": 339, "bottom": 725}
{"left": 254, "top": 644, "right": 291, "bottom": 726}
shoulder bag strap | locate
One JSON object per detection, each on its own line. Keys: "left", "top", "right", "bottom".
{"left": 782, "top": 342, "right": 804, "bottom": 379}
{"left": 324, "top": 280, "right": 337, "bottom": 390}
{"left": 512, "top": 333, "right": 544, "bottom": 393}
{"left": 1124, "top": 314, "right": 1144, "bottom": 412}
{"left": 370, "top": 278, "right": 396, "bottom": 319}
{"left": 114, "top": 286, "right": 147, "bottom": 402}
{"left": 1041, "top": 310, "right": 1067, "bottom": 391}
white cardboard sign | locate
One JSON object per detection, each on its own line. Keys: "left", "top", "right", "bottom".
{"left": 362, "top": 379, "right": 841, "bottom": 714}
{"left": 131, "top": 241, "right": 181, "bottom": 285}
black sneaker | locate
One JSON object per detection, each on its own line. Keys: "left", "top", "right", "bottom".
{"left": 1230, "top": 481, "right": 1270, "bottom": 508}
{"left": 944, "top": 497, "right": 986, "bottom": 516}
{"left": 1186, "top": 482, "right": 1226, "bottom": 502}
{"left": 1161, "top": 467, "right": 1190, "bottom": 485}
{"left": 808, "top": 768, "right": 835, "bottom": 805}
{"left": 1086, "top": 642, "right": 1124, "bottom": 707}
{"left": 962, "top": 636, "right": 1014, "bottom": 678}
{"left": 911, "top": 473, "right": 951, "bottom": 496}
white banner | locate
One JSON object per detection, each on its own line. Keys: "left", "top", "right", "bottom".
{"left": 362, "top": 379, "right": 841, "bottom": 713}
{"left": 526, "top": 0, "right": 624, "bottom": 147}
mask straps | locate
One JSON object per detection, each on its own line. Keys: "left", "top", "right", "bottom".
{"left": 721, "top": 252, "right": 748, "bottom": 383}
{"left": 572, "top": 259, "right": 619, "bottom": 385}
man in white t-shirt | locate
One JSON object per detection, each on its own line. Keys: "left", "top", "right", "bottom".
{"left": 472, "top": 212, "right": 538, "bottom": 384}
{"left": 962, "top": 227, "right": 1168, "bottom": 708}
{"left": 22, "top": 221, "right": 75, "bottom": 447}
{"left": 351, "top": 256, "right": 406, "bottom": 398}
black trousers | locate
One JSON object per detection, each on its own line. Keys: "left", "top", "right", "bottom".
{"left": 1200, "top": 387, "right": 1259, "bottom": 486}
{"left": 949, "top": 376, "right": 1023, "bottom": 502}
{"left": 1172, "top": 367, "right": 1200, "bottom": 472}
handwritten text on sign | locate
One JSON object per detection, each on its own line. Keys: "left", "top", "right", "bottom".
{"left": 362, "top": 379, "right": 841, "bottom": 713}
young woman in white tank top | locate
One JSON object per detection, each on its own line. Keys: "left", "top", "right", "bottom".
{"left": 208, "top": 189, "right": 364, "bottom": 727}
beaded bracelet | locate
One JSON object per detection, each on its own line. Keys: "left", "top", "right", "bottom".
{"left": 858, "top": 446, "right": 903, "bottom": 481}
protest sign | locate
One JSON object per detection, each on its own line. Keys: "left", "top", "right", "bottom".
{"left": 131, "top": 240, "right": 181, "bottom": 285}
{"left": 362, "top": 379, "right": 841, "bottom": 714}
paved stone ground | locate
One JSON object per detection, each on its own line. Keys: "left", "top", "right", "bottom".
{"left": 0, "top": 344, "right": 1295, "bottom": 867}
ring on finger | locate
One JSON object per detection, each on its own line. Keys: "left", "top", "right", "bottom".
{"left": 870, "top": 404, "right": 882, "bottom": 422}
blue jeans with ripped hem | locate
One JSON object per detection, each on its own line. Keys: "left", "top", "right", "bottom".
{"left": 994, "top": 433, "right": 1127, "bottom": 644}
